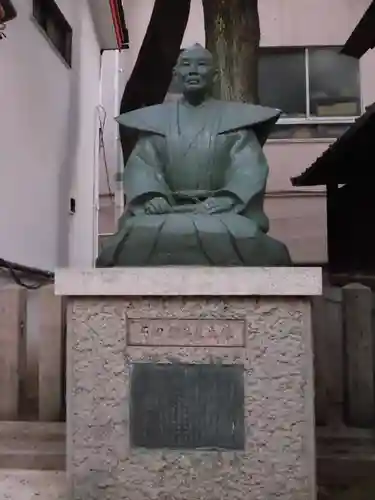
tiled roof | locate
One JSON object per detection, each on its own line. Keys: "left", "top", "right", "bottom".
{"left": 291, "top": 103, "right": 375, "bottom": 186}
{"left": 342, "top": 0, "right": 375, "bottom": 58}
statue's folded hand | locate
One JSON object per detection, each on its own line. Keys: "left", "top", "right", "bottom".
{"left": 144, "top": 197, "right": 171, "bottom": 215}
{"left": 201, "top": 196, "right": 237, "bottom": 214}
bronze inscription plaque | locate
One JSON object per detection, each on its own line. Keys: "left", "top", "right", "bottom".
{"left": 130, "top": 363, "right": 245, "bottom": 450}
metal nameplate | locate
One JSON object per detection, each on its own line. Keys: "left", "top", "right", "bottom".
{"left": 127, "top": 317, "right": 246, "bottom": 347}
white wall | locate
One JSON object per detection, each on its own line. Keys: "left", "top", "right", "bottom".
{"left": 97, "top": 50, "right": 130, "bottom": 237}
{"left": 0, "top": 0, "right": 101, "bottom": 270}
{"left": 67, "top": 1, "right": 101, "bottom": 268}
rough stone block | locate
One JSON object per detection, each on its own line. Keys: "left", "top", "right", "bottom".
{"left": 65, "top": 293, "right": 316, "bottom": 500}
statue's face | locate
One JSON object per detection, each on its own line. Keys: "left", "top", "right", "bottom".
{"left": 175, "top": 47, "right": 216, "bottom": 95}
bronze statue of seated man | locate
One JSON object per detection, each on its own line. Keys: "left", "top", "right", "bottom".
{"left": 97, "top": 44, "right": 292, "bottom": 267}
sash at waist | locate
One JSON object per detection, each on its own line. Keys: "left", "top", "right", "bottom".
{"left": 173, "top": 190, "right": 217, "bottom": 202}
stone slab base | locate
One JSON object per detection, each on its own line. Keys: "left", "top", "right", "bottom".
{"left": 0, "top": 470, "right": 66, "bottom": 499}
{"left": 0, "top": 422, "right": 65, "bottom": 470}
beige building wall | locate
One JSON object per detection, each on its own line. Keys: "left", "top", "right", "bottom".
{"left": 260, "top": 0, "right": 374, "bottom": 263}
{"left": 98, "top": 0, "right": 375, "bottom": 264}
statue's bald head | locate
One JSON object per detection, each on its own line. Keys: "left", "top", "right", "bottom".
{"left": 177, "top": 44, "right": 213, "bottom": 65}
{"left": 174, "top": 43, "right": 216, "bottom": 98}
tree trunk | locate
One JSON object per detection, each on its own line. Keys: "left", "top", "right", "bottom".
{"left": 119, "top": 0, "right": 191, "bottom": 164}
{"left": 202, "top": 0, "right": 260, "bottom": 103}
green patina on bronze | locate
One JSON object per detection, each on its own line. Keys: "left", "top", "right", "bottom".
{"left": 97, "top": 44, "right": 292, "bottom": 267}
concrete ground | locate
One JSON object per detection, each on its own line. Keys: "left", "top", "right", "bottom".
{"left": 0, "top": 470, "right": 66, "bottom": 500}
{"left": 1, "top": 470, "right": 375, "bottom": 499}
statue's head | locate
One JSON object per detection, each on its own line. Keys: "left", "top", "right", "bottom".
{"left": 174, "top": 44, "right": 216, "bottom": 98}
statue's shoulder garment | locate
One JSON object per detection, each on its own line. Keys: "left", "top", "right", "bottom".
{"left": 116, "top": 100, "right": 281, "bottom": 145}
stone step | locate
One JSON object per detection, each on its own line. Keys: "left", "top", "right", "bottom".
{"left": 0, "top": 422, "right": 65, "bottom": 470}
{"left": 2, "top": 422, "right": 375, "bottom": 488}
{"left": 318, "top": 454, "right": 375, "bottom": 488}
{"left": 317, "top": 428, "right": 375, "bottom": 488}
{"left": 317, "top": 428, "right": 375, "bottom": 458}
{"left": 0, "top": 470, "right": 66, "bottom": 499}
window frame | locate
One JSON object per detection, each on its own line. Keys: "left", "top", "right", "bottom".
{"left": 259, "top": 46, "right": 363, "bottom": 131}
{"left": 32, "top": 0, "right": 73, "bottom": 68}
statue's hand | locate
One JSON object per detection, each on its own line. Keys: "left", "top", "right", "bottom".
{"left": 144, "top": 197, "right": 171, "bottom": 215}
{"left": 201, "top": 196, "right": 236, "bottom": 214}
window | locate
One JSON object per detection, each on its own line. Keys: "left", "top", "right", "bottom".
{"left": 33, "top": 0, "right": 72, "bottom": 67}
{"left": 258, "top": 47, "right": 361, "bottom": 139}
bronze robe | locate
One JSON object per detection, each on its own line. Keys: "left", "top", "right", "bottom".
{"left": 97, "top": 99, "right": 291, "bottom": 266}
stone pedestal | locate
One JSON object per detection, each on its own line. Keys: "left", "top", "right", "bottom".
{"left": 55, "top": 267, "right": 321, "bottom": 500}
